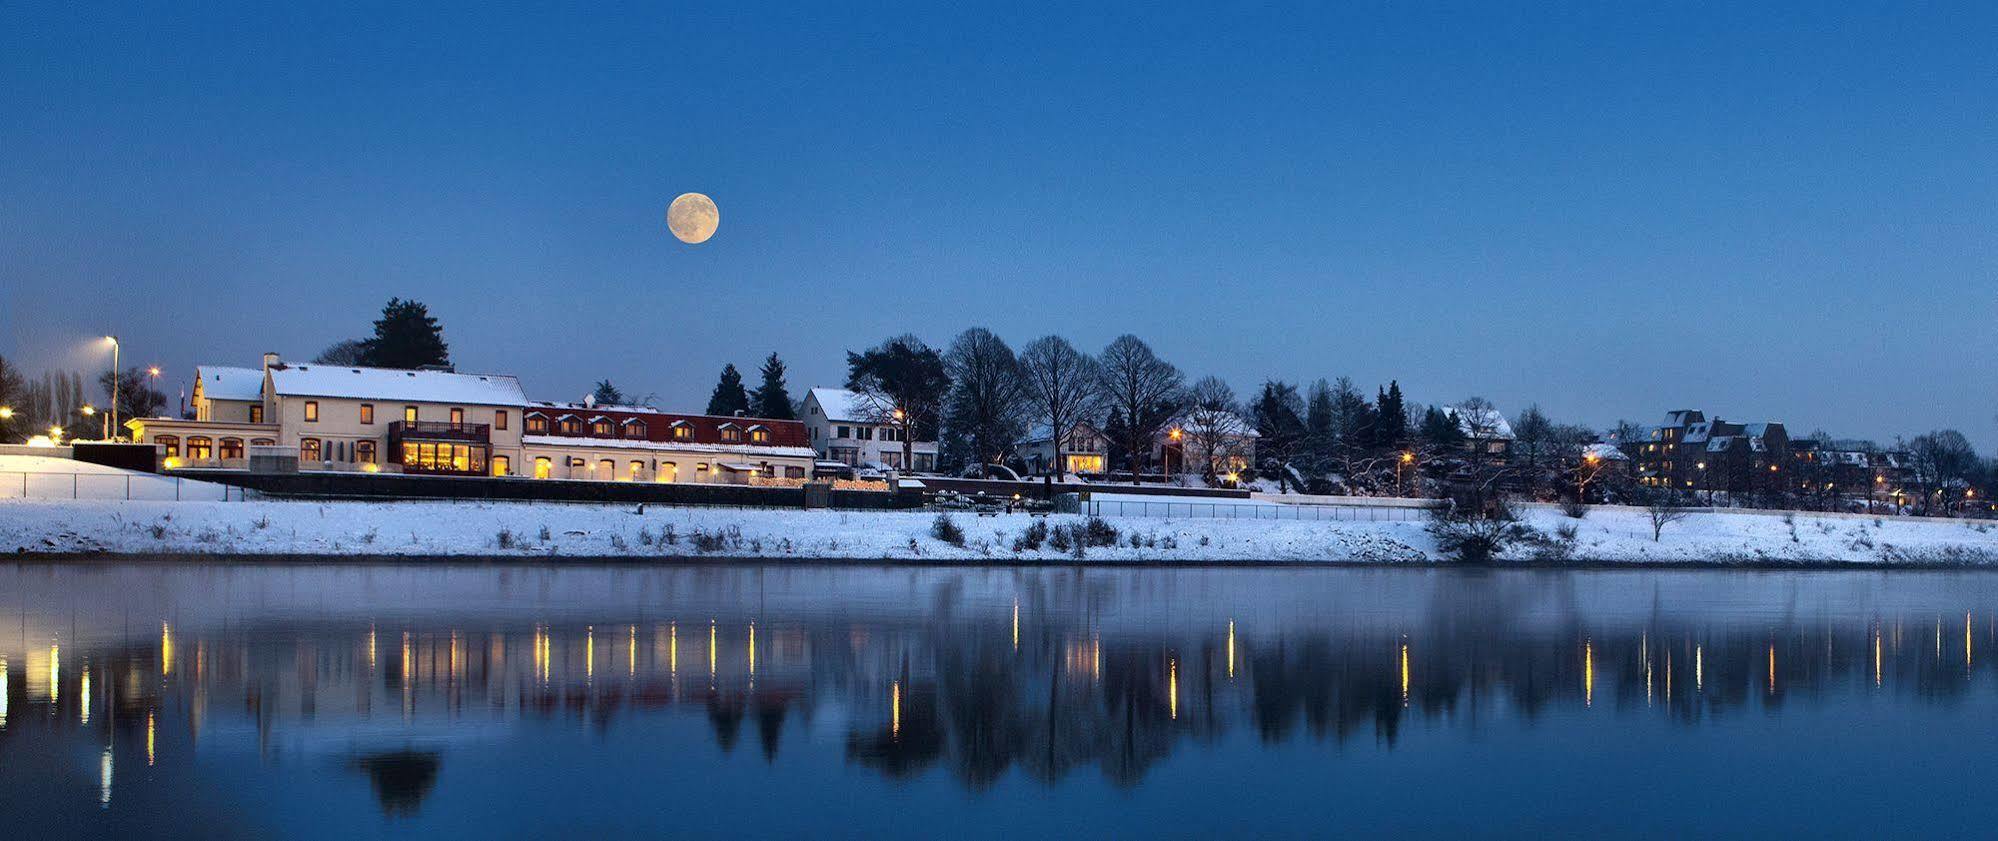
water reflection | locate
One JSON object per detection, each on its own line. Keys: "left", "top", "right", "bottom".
{"left": 4, "top": 564, "right": 1998, "bottom": 833}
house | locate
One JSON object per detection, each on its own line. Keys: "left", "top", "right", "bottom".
{"left": 1443, "top": 404, "right": 1515, "bottom": 465}
{"left": 521, "top": 397, "right": 815, "bottom": 483}
{"left": 130, "top": 353, "right": 527, "bottom": 474}
{"left": 800, "top": 387, "right": 937, "bottom": 473}
{"left": 1620, "top": 409, "right": 1790, "bottom": 496}
{"left": 1156, "top": 409, "right": 1257, "bottom": 478}
{"left": 1016, "top": 421, "right": 1109, "bottom": 476}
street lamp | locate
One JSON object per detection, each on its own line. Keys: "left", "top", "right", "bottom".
{"left": 1398, "top": 451, "right": 1414, "bottom": 496}
{"left": 1166, "top": 427, "right": 1184, "bottom": 483}
{"left": 103, "top": 336, "right": 120, "bottom": 441}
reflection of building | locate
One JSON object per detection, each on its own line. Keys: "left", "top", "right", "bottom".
{"left": 800, "top": 388, "right": 937, "bottom": 472}
{"left": 1016, "top": 421, "right": 1108, "bottom": 476}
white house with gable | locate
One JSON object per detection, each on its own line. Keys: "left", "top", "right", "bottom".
{"left": 800, "top": 387, "right": 937, "bottom": 472}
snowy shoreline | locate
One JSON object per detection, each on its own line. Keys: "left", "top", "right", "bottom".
{"left": 5, "top": 496, "right": 1997, "bottom": 567}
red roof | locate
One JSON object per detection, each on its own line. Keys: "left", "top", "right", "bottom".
{"left": 525, "top": 402, "right": 809, "bottom": 448}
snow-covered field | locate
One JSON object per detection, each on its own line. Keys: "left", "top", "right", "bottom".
{"left": 3, "top": 495, "right": 1995, "bottom": 564}
{"left": 0, "top": 454, "right": 239, "bottom": 501}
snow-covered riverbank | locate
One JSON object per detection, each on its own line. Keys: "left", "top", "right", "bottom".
{"left": 4, "top": 497, "right": 1997, "bottom": 565}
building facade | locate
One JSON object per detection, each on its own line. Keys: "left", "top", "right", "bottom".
{"left": 1016, "top": 421, "right": 1109, "bottom": 476}
{"left": 800, "top": 388, "right": 937, "bottom": 472}
{"left": 521, "top": 398, "right": 815, "bottom": 483}
{"left": 1620, "top": 409, "right": 1792, "bottom": 498}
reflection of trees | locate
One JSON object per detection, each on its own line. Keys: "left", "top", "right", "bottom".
{"left": 352, "top": 750, "right": 441, "bottom": 817}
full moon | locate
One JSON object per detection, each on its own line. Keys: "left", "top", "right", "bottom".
{"left": 666, "top": 192, "right": 719, "bottom": 244}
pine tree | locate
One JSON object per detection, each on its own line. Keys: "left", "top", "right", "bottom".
{"left": 359, "top": 298, "right": 450, "bottom": 369}
{"left": 1374, "top": 381, "right": 1408, "bottom": 448}
{"left": 592, "top": 379, "right": 626, "bottom": 405}
{"left": 706, "top": 364, "right": 750, "bottom": 416}
{"left": 1305, "top": 378, "right": 1335, "bottom": 467}
{"left": 750, "top": 353, "right": 795, "bottom": 419}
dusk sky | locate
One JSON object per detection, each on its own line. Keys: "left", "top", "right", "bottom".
{"left": 3, "top": 3, "right": 1993, "bottom": 447}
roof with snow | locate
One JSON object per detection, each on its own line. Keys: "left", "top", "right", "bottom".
{"left": 268, "top": 364, "right": 527, "bottom": 407}
{"left": 1582, "top": 443, "right": 1629, "bottom": 461}
{"left": 1169, "top": 409, "right": 1260, "bottom": 438}
{"left": 806, "top": 388, "right": 889, "bottom": 423}
{"left": 195, "top": 366, "right": 265, "bottom": 402}
{"left": 1018, "top": 421, "right": 1104, "bottom": 446}
{"left": 1444, "top": 405, "right": 1515, "bottom": 440}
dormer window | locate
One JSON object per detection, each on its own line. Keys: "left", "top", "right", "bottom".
{"left": 623, "top": 419, "right": 647, "bottom": 438}
{"left": 558, "top": 415, "right": 582, "bottom": 435}
{"left": 747, "top": 425, "right": 770, "bottom": 444}
{"left": 719, "top": 423, "right": 742, "bottom": 443}
{"left": 671, "top": 421, "right": 693, "bottom": 441}
{"left": 526, "top": 412, "right": 549, "bottom": 434}
{"left": 590, "top": 416, "right": 613, "bottom": 436}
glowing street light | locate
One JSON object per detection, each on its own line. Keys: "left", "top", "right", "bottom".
{"left": 1397, "top": 451, "right": 1414, "bottom": 496}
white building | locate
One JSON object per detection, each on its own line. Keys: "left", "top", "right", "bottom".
{"left": 1016, "top": 421, "right": 1109, "bottom": 476}
{"left": 800, "top": 387, "right": 937, "bottom": 472}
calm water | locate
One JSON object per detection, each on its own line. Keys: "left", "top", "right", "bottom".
{"left": 3, "top": 562, "right": 1997, "bottom": 838}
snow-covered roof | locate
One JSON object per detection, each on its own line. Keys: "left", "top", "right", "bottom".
{"left": 1444, "top": 406, "right": 1515, "bottom": 440}
{"left": 196, "top": 366, "right": 265, "bottom": 402}
{"left": 520, "top": 434, "right": 815, "bottom": 460}
{"left": 1171, "top": 409, "right": 1260, "bottom": 438}
{"left": 268, "top": 364, "right": 527, "bottom": 407}
{"left": 1582, "top": 443, "right": 1629, "bottom": 462}
{"left": 1019, "top": 421, "right": 1101, "bottom": 446}
{"left": 807, "top": 388, "right": 887, "bottom": 423}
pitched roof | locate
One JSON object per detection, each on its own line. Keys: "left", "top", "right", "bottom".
{"left": 268, "top": 364, "right": 527, "bottom": 406}
{"left": 1444, "top": 405, "right": 1515, "bottom": 440}
{"left": 807, "top": 387, "right": 887, "bottom": 423}
{"left": 195, "top": 366, "right": 265, "bottom": 402}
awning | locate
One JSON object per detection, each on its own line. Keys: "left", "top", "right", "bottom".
{"left": 718, "top": 461, "right": 760, "bottom": 472}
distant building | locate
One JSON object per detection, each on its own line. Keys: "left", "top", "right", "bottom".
{"left": 800, "top": 388, "right": 938, "bottom": 473}
{"left": 1443, "top": 404, "right": 1515, "bottom": 465}
{"left": 1016, "top": 421, "right": 1109, "bottom": 476}
{"left": 1156, "top": 409, "right": 1258, "bottom": 478}
{"left": 1620, "top": 409, "right": 1790, "bottom": 497}
{"left": 523, "top": 397, "right": 814, "bottom": 482}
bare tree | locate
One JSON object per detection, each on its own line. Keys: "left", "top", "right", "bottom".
{"left": 942, "top": 328, "right": 1029, "bottom": 471}
{"left": 1018, "top": 336, "right": 1103, "bottom": 479}
{"left": 1096, "top": 335, "right": 1183, "bottom": 484}
{"left": 1907, "top": 429, "right": 1980, "bottom": 514}
{"left": 313, "top": 339, "right": 369, "bottom": 366}
{"left": 1182, "top": 376, "right": 1245, "bottom": 481}
{"left": 1645, "top": 488, "right": 1693, "bottom": 541}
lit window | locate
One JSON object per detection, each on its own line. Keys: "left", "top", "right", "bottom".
{"left": 493, "top": 455, "right": 510, "bottom": 476}
{"left": 450, "top": 408, "right": 465, "bottom": 427}
{"left": 526, "top": 413, "right": 548, "bottom": 433}
{"left": 591, "top": 418, "right": 613, "bottom": 436}
{"left": 625, "top": 420, "right": 647, "bottom": 438}
{"left": 495, "top": 410, "right": 508, "bottom": 431}
{"left": 249, "top": 405, "right": 264, "bottom": 423}
{"left": 749, "top": 427, "right": 770, "bottom": 443}
{"left": 186, "top": 436, "right": 213, "bottom": 460}
{"left": 360, "top": 403, "right": 374, "bottom": 424}
{"left": 720, "top": 426, "right": 741, "bottom": 443}
{"left": 299, "top": 438, "right": 320, "bottom": 462}
{"left": 155, "top": 435, "right": 180, "bottom": 457}
{"left": 404, "top": 406, "right": 418, "bottom": 423}
{"left": 534, "top": 457, "right": 551, "bottom": 479}
{"left": 672, "top": 423, "right": 693, "bottom": 440}
{"left": 220, "top": 438, "right": 244, "bottom": 460}
{"left": 629, "top": 460, "right": 644, "bottom": 480}
{"left": 304, "top": 401, "right": 319, "bottom": 422}
{"left": 356, "top": 440, "right": 377, "bottom": 464}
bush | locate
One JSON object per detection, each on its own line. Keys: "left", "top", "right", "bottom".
{"left": 930, "top": 513, "right": 966, "bottom": 547}
{"left": 496, "top": 527, "right": 517, "bottom": 549}
{"left": 538, "top": 525, "right": 552, "bottom": 542}
{"left": 1425, "top": 498, "right": 1534, "bottom": 564}
{"left": 1012, "top": 519, "right": 1049, "bottom": 552}
{"left": 1048, "top": 525, "right": 1073, "bottom": 553}
{"left": 1560, "top": 499, "right": 1589, "bottom": 519}
{"left": 1082, "top": 517, "right": 1119, "bottom": 547}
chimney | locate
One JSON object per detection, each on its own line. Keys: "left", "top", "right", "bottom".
{"left": 262, "top": 351, "right": 282, "bottom": 372}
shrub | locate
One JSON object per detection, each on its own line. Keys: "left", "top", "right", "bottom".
{"left": 496, "top": 527, "right": 517, "bottom": 549}
{"left": 1082, "top": 517, "right": 1119, "bottom": 547}
{"left": 638, "top": 526, "right": 655, "bottom": 546}
{"left": 1012, "top": 519, "right": 1049, "bottom": 552}
{"left": 1425, "top": 498, "right": 1534, "bottom": 564}
{"left": 361, "top": 527, "right": 378, "bottom": 545}
{"left": 1559, "top": 499, "right": 1589, "bottom": 519}
{"left": 931, "top": 513, "right": 966, "bottom": 547}
{"left": 253, "top": 514, "right": 272, "bottom": 530}
{"left": 662, "top": 524, "right": 677, "bottom": 545}
{"left": 1048, "top": 525, "right": 1072, "bottom": 553}
{"left": 538, "top": 525, "right": 552, "bottom": 542}
{"left": 609, "top": 532, "right": 628, "bottom": 551}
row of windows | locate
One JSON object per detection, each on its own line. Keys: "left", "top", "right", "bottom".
{"left": 526, "top": 457, "right": 804, "bottom": 481}
{"left": 301, "top": 401, "right": 507, "bottom": 430}
{"left": 827, "top": 425, "right": 899, "bottom": 441}
{"left": 156, "top": 435, "right": 274, "bottom": 460}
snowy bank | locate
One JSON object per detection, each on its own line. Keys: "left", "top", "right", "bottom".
{"left": 3, "top": 497, "right": 1996, "bottom": 565}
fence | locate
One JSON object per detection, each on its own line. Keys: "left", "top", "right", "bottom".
{"left": 1081, "top": 497, "right": 1431, "bottom": 522}
{"left": 0, "top": 471, "right": 246, "bottom": 502}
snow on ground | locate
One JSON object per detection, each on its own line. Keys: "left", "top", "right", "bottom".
{"left": 0, "top": 454, "right": 238, "bottom": 501}
{"left": 2, "top": 494, "right": 1995, "bottom": 564}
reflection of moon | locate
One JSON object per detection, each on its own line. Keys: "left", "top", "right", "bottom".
{"left": 667, "top": 193, "right": 719, "bottom": 244}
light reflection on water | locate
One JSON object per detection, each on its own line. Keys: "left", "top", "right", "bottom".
{"left": 3, "top": 563, "right": 1998, "bottom": 837}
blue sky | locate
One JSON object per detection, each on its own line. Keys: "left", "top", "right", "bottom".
{"left": 2, "top": 2, "right": 1993, "bottom": 446}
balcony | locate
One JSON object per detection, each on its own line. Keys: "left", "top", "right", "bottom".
{"left": 388, "top": 420, "right": 491, "bottom": 444}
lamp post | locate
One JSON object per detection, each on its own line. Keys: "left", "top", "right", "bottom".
{"left": 103, "top": 336, "right": 120, "bottom": 441}
{"left": 1578, "top": 452, "right": 1600, "bottom": 504}
{"left": 1398, "top": 451, "right": 1414, "bottom": 497}
{"left": 1167, "top": 427, "right": 1183, "bottom": 484}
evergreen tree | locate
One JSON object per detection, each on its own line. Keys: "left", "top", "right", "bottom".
{"left": 847, "top": 335, "right": 951, "bottom": 471}
{"left": 1328, "top": 377, "right": 1375, "bottom": 459}
{"left": 359, "top": 298, "right": 450, "bottom": 369}
{"left": 592, "top": 379, "right": 626, "bottom": 405}
{"left": 1250, "top": 380, "right": 1308, "bottom": 488}
{"left": 706, "top": 364, "right": 750, "bottom": 416}
{"left": 750, "top": 353, "right": 796, "bottom": 419}
{"left": 1305, "top": 378, "right": 1336, "bottom": 467}
{"left": 1420, "top": 406, "right": 1465, "bottom": 447}
{"left": 1374, "top": 381, "right": 1408, "bottom": 448}
{"left": 0, "top": 354, "right": 24, "bottom": 443}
